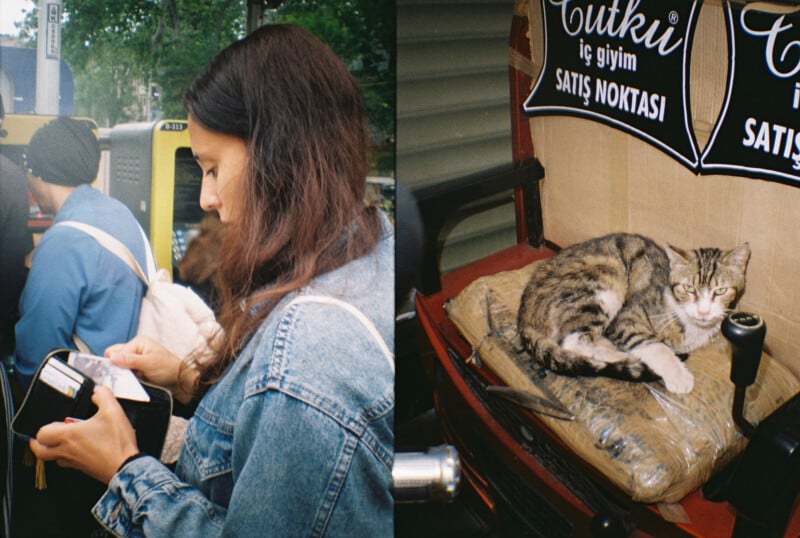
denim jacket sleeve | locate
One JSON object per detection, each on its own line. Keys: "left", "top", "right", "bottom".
{"left": 93, "top": 455, "right": 226, "bottom": 536}
{"left": 93, "top": 214, "right": 394, "bottom": 537}
{"left": 93, "top": 289, "right": 394, "bottom": 538}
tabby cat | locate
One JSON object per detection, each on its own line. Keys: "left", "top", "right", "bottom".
{"left": 517, "top": 233, "right": 750, "bottom": 393}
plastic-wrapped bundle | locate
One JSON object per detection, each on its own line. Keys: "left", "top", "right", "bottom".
{"left": 446, "top": 261, "right": 799, "bottom": 503}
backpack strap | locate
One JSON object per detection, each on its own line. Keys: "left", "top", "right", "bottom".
{"left": 137, "top": 225, "right": 158, "bottom": 282}
{"left": 286, "top": 294, "right": 395, "bottom": 374}
{"left": 56, "top": 221, "right": 151, "bottom": 285}
{"left": 57, "top": 221, "right": 154, "bottom": 354}
{"left": 72, "top": 334, "right": 91, "bottom": 354}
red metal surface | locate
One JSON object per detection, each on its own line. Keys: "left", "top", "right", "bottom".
{"left": 415, "top": 245, "right": 800, "bottom": 536}
{"left": 415, "top": 244, "right": 600, "bottom": 534}
{"left": 509, "top": 13, "right": 535, "bottom": 166}
{"left": 509, "top": 12, "right": 536, "bottom": 245}
{"left": 677, "top": 488, "right": 800, "bottom": 538}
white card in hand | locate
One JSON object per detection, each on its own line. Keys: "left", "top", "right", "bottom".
{"left": 67, "top": 351, "right": 150, "bottom": 403}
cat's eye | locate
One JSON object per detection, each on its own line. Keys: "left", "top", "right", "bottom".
{"left": 714, "top": 287, "right": 728, "bottom": 296}
{"left": 683, "top": 284, "right": 697, "bottom": 294}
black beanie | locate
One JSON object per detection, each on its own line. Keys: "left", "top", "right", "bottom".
{"left": 27, "top": 117, "right": 100, "bottom": 186}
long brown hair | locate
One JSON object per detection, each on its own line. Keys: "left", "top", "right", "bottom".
{"left": 184, "top": 24, "right": 383, "bottom": 385}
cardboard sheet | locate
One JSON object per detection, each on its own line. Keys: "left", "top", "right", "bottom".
{"left": 521, "top": 0, "right": 800, "bottom": 380}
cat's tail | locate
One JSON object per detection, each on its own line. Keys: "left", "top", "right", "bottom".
{"left": 519, "top": 327, "right": 658, "bottom": 382}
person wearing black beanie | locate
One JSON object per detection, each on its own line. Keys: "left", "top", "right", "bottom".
{"left": 13, "top": 117, "right": 154, "bottom": 535}
{"left": 16, "top": 115, "right": 151, "bottom": 385}
{"left": 27, "top": 116, "right": 101, "bottom": 187}
{"left": 23, "top": 117, "right": 101, "bottom": 215}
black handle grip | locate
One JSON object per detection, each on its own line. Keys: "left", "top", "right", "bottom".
{"left": 722, "top": 312, "right": 766, "bottom": 388}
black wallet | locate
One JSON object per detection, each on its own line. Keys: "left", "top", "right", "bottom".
{"left": 12, "top": 349, "right": 173, "bottom": 458}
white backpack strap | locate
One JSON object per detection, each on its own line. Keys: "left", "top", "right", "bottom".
{"left": 137, "top": 224, "right": 158, "bottom": 282}
{"left": 56, "top": 221, "right": 150, "bottom": 285}
{"left": 287, "top": 295, "right": 395, "bottom": 374}
{"left": 72, "top": 334, "right": 92, "bottom": 354}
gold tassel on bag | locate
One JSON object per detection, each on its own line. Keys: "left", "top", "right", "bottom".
{"left": 21, "top": 446, "right": 34, "bottom": 467}
{"left": 34, "top": 458, "right": 47, "bottom": 490}
{"left": 22, "top": 445, "right": 47, "bottom": 490}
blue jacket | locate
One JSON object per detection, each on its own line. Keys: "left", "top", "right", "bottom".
{"left": 14, "top": 185, "right": 149, "bottom": 389}
{"left": 93, "top": 212, "right": 395, "bottom": 537}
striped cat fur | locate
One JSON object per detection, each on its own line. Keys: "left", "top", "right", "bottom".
{"left": 517, "top": 233, "right": 750, "bottom": 393}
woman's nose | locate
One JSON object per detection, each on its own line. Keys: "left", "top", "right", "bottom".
{"left": 199, "top": 176, "right": 220, "bottom": 212}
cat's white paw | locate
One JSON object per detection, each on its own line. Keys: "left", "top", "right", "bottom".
{"left": 660, "top": 365, "right": 694, "bottom": 394}
{"left": 630, "top": 342, "right": 694, "bottom": 394}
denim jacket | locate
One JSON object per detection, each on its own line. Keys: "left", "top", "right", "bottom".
{"left": 93, "top": 213, "right": 394, "bottom": 537}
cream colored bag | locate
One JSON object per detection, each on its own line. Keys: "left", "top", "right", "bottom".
{"left": 59, "top": 221, "right": 222, "bottom": 362}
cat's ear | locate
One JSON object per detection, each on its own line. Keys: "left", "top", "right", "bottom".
{"left": 665, "top": 244, "right": 690, "bottom": 269}
{"left": 722, "top": 243, "right": 751, "bottom": 272}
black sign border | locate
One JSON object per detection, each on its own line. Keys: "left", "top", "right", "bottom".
{"left": 699, "top": 1, "right": 800, "bottom": 186}
{"left": 522, "top": 0, "right": 703, "bottom": 171}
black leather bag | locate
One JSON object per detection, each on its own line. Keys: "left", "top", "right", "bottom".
{"left": 12, "top": 349, "right": 172, "bottom": 459}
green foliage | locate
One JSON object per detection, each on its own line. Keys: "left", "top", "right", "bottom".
{"left": 270, "top": 0, "right": 396, "bottom": 146}
{"left": 14, "top": 0, "right": 394, "bottom": 161}
{"left": 17, "top": 0, "right": 245, "bottom": 125}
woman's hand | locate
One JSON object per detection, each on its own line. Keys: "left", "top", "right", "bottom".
{"left": 29, "top": 386, "right": 139, "bottom": 485}
{"left": 105, "top": 336, "right": 199, "bottom": 404}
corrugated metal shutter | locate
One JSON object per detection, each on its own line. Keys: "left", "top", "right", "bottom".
{"left": 397, "top": 0, "right": 516, "bottom": 273}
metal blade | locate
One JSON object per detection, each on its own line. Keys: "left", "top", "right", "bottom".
{"left": 477, "top": 332, "right": 574, "bottom": 418}
{"left": 486, "top": 385, "right": 575, "bottom": 421}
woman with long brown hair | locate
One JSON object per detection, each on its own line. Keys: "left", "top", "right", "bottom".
{"left": 29, "top": 24, "right": 394, "bottom": 536}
